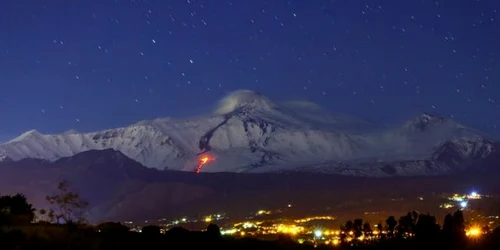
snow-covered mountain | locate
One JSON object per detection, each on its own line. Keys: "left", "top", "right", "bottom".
{"left": 296, "top": 137, "right": 498, "bottom": 177}
{"left": 0, "top": 90, "right": 496, "bottom": 176}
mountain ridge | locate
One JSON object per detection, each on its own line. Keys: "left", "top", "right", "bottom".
{"left": 0, "top": 90, "right": 497, "bottom": 176}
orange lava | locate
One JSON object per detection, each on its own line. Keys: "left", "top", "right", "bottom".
{"left": 200, "top": 156, "right": 210, "bottom": 164}
{"left": 195, "top": 155, "right": 213, "bottom": 173}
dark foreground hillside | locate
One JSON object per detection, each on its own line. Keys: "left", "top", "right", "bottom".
{"left": 1, "top": 190, "right": 500, "bottom": 250}
{"left": 2, "top": 222, "right": 500, "bottom": 250}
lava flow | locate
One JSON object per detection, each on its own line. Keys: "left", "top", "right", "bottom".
{"left": 195, "top": 155, "right": 213, "bottom": 174}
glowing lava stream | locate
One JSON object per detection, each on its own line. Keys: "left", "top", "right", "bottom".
{"left": 195, "top": 155, "right": 213, "bottom": 174}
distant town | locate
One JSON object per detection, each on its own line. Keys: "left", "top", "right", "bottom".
{"left": 121, "top": 190, "right": 500, "bottom": 245}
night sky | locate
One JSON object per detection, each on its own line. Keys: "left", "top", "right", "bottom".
{"left": 0, "top": 0, "right": 499, "bottom": 141}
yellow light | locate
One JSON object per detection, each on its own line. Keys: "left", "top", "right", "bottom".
{"left": 204, "top": 217, "right": 212, "bottom": 222}
{"left": 332, "top": 239, "right": 340, "bottom": 245}
{"left": 243, "top": 222, "right": 255, "bottom": 228}
{"left": 221, "top": 229, "right": 237, "bottom": 235}
{"left": 276, "top": 224, "right": 303, "bottom": 235}
{"left": 256, "top": 210, "right": 271, "bottom": 215}
{"left": 466, "top": 227, "right": 482, "bottom": 237}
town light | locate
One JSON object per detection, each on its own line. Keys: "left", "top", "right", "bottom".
{"left": 466, "top": 227, "right": 482, "bottom": 237}
{"left": 314, "top": 229, "right": 323, "bottom": 238}
{"left": 460, "top": 201, "right": 468, "bottom": 208}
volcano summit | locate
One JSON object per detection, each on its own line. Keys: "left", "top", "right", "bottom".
{"left": 0, "top": 90, "right": 498, "bottom": 177}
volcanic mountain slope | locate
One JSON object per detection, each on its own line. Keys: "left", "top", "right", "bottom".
{"left": 0, "top": 89, "right": 496, "bottom": 175}
{"left": 1, "top": 149, "right": 500, "bottom": 222}
{"left": 0, "top": 149, "right": 217, "bottom": 221}
{"left": 301, "top": 137, "right": 498, "bottom": 176}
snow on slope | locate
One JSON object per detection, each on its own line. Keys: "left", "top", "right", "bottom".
{"left": 0, "top": 125, "right": 191, "bottom": 169}
{"left": 431, "top": 137, "right": 495, "bottom": 169}
{"left": 0, "top": 90, "right": 494, "bottom": 174}
{"left": 181, "top": 90, "right": 373, "bottom": 171}
{"left": 281, "top": 100, "right": 375, "bottom": 130}
{"left": 294, "top": 137, "right": 497, "bottom": 177}
{"left": 354, "top": 113, "right": 484, "bottom": 162}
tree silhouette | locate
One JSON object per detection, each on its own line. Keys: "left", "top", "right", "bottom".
{"left": 442, "top": 213, "right": 454, "bottom": 236}
{"left": 206, "top": 223, "right": 221, "bottom": 239}
{"left": 453, "top": 210, "right": 467, "bottom": 248}
{"left": 142, "top": 225, "right": 161, "bottom": 235}
{"left": 412, "top": 211, "right": 419, "bottom": 224}
{"left": 353, "top": 219, "right": 363, "bottom": 238}
{"left": 453, "top": 210, "right": 466, "bottom": 236}
{"left": 385, "top": 216, "right": 397, "bottom": 237}
{"left": 344, "top": 220, "right": 354, "bottom": 232}
{"left": 96, "top": 222, "right": 130, "bottom": 234}
{"left": 340, "top": 220, "right": 354, "bottom": 241}
{"left": 442, "top": 210, "right": 467, "bottom": 248}
{"left": 363, "top": 222, "right": 372, "bottom": 235}
{"left": 397, "top": 212, "right": 415, "bottom": 237}
{"left": 45, "top": 180, "right": 89, "bottom": 224}
{"left": 414, "top": 213, "right": 440, "bottom": 244}
{"left": 0, "top": 193, "right": 35, "bottom": 226}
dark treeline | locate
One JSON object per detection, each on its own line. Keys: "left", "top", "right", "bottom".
{"left": 1, "top": 181, "right": 500, "bottom": 250}
{"left": 337, "top": 210, "right": 495, "bottom": 250}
